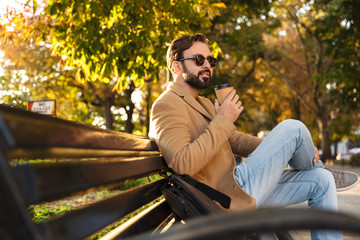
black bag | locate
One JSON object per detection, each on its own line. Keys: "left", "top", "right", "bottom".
{"left": 161, "top": 170, "right": 231, "bottom": 220}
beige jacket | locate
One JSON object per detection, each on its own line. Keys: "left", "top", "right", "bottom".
{"left": 149, "top": 82, "right": 262, "bottom": 212}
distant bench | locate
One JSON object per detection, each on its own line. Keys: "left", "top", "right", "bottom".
{"left": 1, "top": 104, "right": 360, "bottom": 240}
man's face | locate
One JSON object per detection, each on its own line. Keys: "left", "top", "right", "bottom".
{"left": 180, "top": 42, "right": 214, "bottom": 89}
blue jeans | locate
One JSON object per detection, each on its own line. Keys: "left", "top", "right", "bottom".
{"left": 234, "top": 119, "right": 341, "bottom": 240}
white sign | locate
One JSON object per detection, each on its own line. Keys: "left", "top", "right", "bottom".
{"left": 28, "top": 100, "right": 56, "bottom": 116}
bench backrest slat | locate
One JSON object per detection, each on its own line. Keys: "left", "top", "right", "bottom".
{"left": 1, "top": 106, "right": 155, "bottom": 151}
{"left": 13, "top": 155, "right": 165, "bottom": 204}
{"left": 8, "top": 147, "right": 160, "bottom": 160}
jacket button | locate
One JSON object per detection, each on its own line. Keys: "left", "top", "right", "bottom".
{"left": 226, "top": 150, "right": 230, "bottom": 154}
{"left": 233, "top": 184, "right": 236, "bottom": 188}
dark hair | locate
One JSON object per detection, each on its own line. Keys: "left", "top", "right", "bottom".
{"left": 166, "top": 33, "right": 209, "bottom": 73}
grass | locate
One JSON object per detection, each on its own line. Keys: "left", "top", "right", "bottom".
{"left": 29, "top": 203, "right": 74, "bottom": 223}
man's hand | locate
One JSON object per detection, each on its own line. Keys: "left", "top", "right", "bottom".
{"left": 215, "top": 90, "right": 244, "bottom": 123}
{"left": 314, "top": 147, "right": 320, "bottom": 164}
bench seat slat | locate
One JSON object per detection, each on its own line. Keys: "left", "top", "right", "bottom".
{"left": 112, "top": 200, "right": 174, "bottom": 239}
{"left": 13, "top": 156, "right": 167, "bottom": 204}
{"left": 41, "top": 179, "right": 166, "bottom": 240}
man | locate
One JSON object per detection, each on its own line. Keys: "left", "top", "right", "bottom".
{"left": 149, "top": 33, "right": 358, "bottom": 239}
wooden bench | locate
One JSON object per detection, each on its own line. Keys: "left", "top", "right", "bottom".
{"left": 0, "top": 104, "right": 174, "bottom": 240}
{"left": 1, "top": 104, "right": 360, "bottom": 240}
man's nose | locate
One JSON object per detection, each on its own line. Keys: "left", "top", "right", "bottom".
{"left": 203, "top": 58, "right": 212, "bottom": 68}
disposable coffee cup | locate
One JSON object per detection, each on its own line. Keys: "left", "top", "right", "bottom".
{"left": 214, "top": 83, "right": 234, "bottom": 105}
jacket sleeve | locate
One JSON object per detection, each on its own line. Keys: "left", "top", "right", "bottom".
{"left": 149, "top": 98, "right": 236, "bottom": 175}
{"left": 228, "top": 131, "right": 262, "bottom": 157}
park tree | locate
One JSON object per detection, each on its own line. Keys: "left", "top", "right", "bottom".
{"left": 45, "top": 0, "right": 225, "bottom": 132}
{"left": 137, "top": 76, "right": 165, "bottom": 136}
{"left": 201, "top": 0, "right": 293, "bottom": 135}
{"left": 1, "top": 0, "right": 226, "bottom": 133}
{"left": 0, "top": 16, "right": 95, "bottom": 124}
{"left": 200, "top": 0, "right": 359, "bottom": 160}
{"left": 262, "top": 0, "right": 360, "bottom": 160}
{"left": 1, "top": 1, "right": 141, "bottom": 131}
{"left": 0, "top": 24, "right": 141, "bottom": 131}
{"left": 45, "top": 0, "right": 226, "bottom": 91}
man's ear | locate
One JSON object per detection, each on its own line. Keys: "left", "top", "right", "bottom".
{"left": 172, "top": 61, "right": 183, "bottom": 75}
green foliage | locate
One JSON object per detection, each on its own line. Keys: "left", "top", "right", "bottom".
{"left": 46, "top": 0, "right": 226, "bottom": 92}
{"left": 9, "top": 159, "right": 56, "bottom": 167}
{"left": 29, "top": 203, "right": 73, "bottom": 223}
{"left": 310, "top": 0, "right": 360, "bottom": 112}
{"left": 201, "top": 0, "right": 359, "bottom": 152}
{"left": 1, "top": 0, "right": 226, "bottom": 132}
{"left": 115, "top": 174, "right": 162, "bottom": 191}
{"left": 0, "top": 19, "right": 96, "bottom": 124}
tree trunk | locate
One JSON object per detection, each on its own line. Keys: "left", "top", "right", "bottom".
{"left": 104, "top": 98, "right": 113, "bottom": 130}
{"left": 333, "top": 140, "right": 338, "bottom": 159}
{"left": 316, "top": 115, "right": 333, "bottom": 162}
{"left": 125, "top": 105, "right": 134, "bottom": 133}
{"left": 291, "top": 96, "right": 301, "bottom": 120}
{"left": 124, "top": 80, "right": 135, "bottom": 133}
{"left": 145, "top": 80, "right": 152, "bottom": 136}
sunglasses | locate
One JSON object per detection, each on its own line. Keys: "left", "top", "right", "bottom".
{"left": 179, "top": 55, "right": 217, "bottom": 67}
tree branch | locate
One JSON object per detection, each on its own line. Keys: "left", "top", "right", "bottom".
{"left": 264, "top": 50, "right": 318, "bottom": 116}
{"left": 241, "top": 55, "right": 257, "bottom": 83}
{"left": 284, "top": 6, "right": 312, "bottom": 79}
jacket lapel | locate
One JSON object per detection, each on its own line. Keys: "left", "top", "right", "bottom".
{"left": 169, "top": 83, "right": 213, "bottom": 120}
{"left": 197, "top": 96, "right": 216, "bottom": 118}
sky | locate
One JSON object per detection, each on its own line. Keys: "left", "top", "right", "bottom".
{"left": 0, "top": 1, "right": 28, "bottom": 26}
{"left": 0, "top": 1, "right": 23, "bottom": 16}
{"left": 0, "top": 0, "right": 32, "bottom": 75}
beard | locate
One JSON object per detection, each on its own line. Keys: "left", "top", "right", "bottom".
{"left": 183, "top": 65, "right": 212, "bottom": 90}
